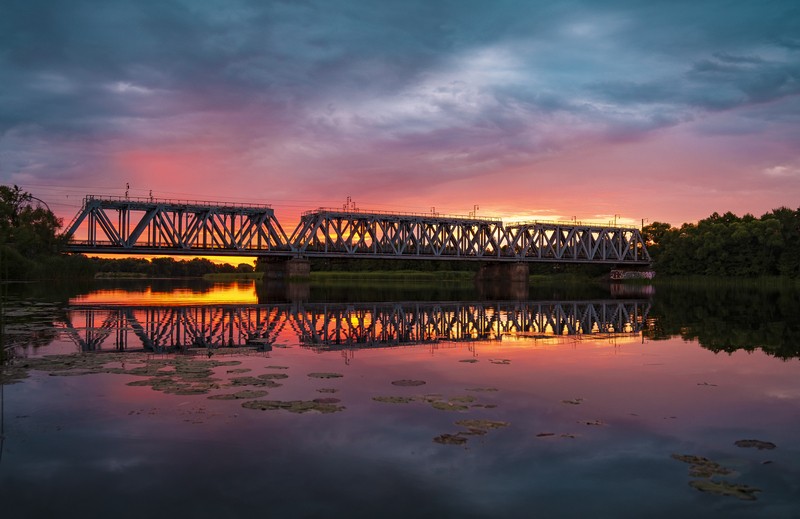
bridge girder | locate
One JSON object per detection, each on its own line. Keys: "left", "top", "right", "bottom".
{"left": 64, "top": 196, "right": 289, "bottom": 254}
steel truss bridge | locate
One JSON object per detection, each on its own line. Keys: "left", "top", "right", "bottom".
{"left": 62, "top": 300, "right": 651, "bottom": 352}
{"left": 63, "top": 196, "right": 650, "bottom": 264}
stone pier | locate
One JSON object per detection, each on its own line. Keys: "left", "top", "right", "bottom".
{"left": 256, "top": 257, "right": 311, "bottom": 280}
{"left": 475, "top": 262, "right": 530, "bottom": 284}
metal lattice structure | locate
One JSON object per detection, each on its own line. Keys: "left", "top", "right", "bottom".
{"left": 63, "top": 300, "right": 650, "bottom": 352}
{"left": 64, "top": 196, "right": 289, "bottom": 255}
{"left": 63, "top": 197, "right": 650, "bottom": 264}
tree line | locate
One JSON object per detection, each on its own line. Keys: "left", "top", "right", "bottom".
{"left": 644, "top": 207, "right": 800, "bottom": 277}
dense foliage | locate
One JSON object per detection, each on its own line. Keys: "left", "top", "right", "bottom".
{"left": 1, "top": 185, "right": 67, "bottom": 279}
{"left": 644, "top": 208, "right": 800, "bottom": 277}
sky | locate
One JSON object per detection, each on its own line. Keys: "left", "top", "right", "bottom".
{"left": 1, "top": 0, "right": 800, "bottom": 230}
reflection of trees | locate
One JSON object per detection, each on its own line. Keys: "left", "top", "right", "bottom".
{"left": 1, "top": 298, "right": 64, "bottom": 362}
{"left": 645, "top": 286, "right": 800, "bottom": 359}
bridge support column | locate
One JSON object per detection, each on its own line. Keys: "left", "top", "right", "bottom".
{"left": 257, "top": 257, "right": 311, "bottom": 280}
{"left": 475, "top": 262, "right": 529, "bottom": 284}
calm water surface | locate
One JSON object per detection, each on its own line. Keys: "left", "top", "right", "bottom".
{"left": 1, "top": 280, "right": 798, "bottom": 518}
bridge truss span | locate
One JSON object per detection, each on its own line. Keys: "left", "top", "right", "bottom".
{"left": 291, "top": 210, "right": 507, "bottom": 259}
{"left": 64, "top": 196, "right": 290, "bottom": 255}
{"left": 293, "top": 210, "right": 650, "bottom": 264}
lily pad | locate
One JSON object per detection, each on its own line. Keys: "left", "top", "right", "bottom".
{"left": 433, "top": 433, "right": 468, "bottom": 446}
{"left": 734, "top": 439, "right": 776, "bottom": 450}
{"left": 317, "top": 388, "right": 339, "bottom": 393}
{"left": 562, "top": 398, "right": 584, "bottom": 405}
{"left": 430, "top": 401, "right": 469, "bottom": 412}
{"left": 465, "top": 387, "right": 498, "bottom": 392}
{"left": 489, "top": 359, "right": 511, "bottom": 365}
{"left": 241, "top": 399, "right": 344, "bottom": 414}
{"left": 391, "top": 379, "right": 426, "bottom": 387}
{"left": 229, "top": 376, "right": 282, "bottom": 388}
{"left": 373, "top": 396, "right": 416, "bottom": 404}
{"left": 689, "top": 479, "right": 761, "bottom": 501}
{"left": 258, "top": 373, "right": 289, "bottom": 380}
{"left": 671, "top": 454, "right": 734, "bottom": 478}
{"left": 208, "top": 389, "right": 269, "bottom": 400}
{"left": 455, "top": 419, "right": 509, "bottom": 430}
{"left": 266, "top": 365, "right": 289, "bottom": 370}
{"left": 313, "top": 397, "right": 341, "bottom": 404}
{"left": 226, "top": 368, "right": 251, "bottom": 374}
{"left": 308, "top": 372, "right": 343, "bottom": 379}
{"left": 459, "top": 359, "right": 479, "bottom": 363}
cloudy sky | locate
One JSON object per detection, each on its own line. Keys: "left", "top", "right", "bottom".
{"left": 2, "top": 0, "right": 799, "bottom": 228}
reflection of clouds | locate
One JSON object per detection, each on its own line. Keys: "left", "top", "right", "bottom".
{"left": 765, "top": 389, "right": 800, "bottom": 400}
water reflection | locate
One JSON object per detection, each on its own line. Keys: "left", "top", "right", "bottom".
{"left": 63, "top": 300, "right": 650, "bottom": 352}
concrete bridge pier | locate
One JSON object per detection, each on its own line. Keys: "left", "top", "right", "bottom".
{"left": 475, "top": 262, "right": 530, "bottom": 284}
{"left": 256, "top": 257, "right": 311, "bottom": 280}
{"left": 474, "top": 262, "right": 530, "bottom": 299}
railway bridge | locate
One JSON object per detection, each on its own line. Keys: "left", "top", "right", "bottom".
{"left": 63, "top": 195, "right": 651, "bottom": 280}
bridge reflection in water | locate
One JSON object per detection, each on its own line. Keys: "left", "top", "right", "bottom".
{"left": 63, "top": 300, "right": 651, "bottom": 353}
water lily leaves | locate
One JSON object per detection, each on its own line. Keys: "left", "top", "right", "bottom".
{"left": 488, "top": 359, "right": 511, "bottom": 365}
{"left": 454, "top": 419, "right": 509, "bottom": 431}
{"left": 258, "top": 373, "right": 289, "bottom": 380}
{"left": 208, "top": 390, "right": 269, "bottom": 400}
{"left": 308, "top": 372, "right": 343, "bottom": 379}
{"left": 433, "top": 434, "right": 468, "bottom": 446}
{"left": 458, "top": 359, "right": 479, "bottom": 363}
{"left": 465, "top": 387, "right": 498, "bottom": 392}
{"left": 241, "top": 399, "right": 344, "bottom": 414}
{"left": 317, "top": 388, "right": 339, "bottom": 393}
{"left": 228, "top": 376, "right": 282, "bottom": 388}
{"left": 373, "top": 396, "right": 416, "bottom": 404}
{"left": 430, "top": 401, "right": 469, "bottom": 411}
{"left": 671, "top": 454, "right": 734, "bottom": 478}
{"left": 734, "top": 439, "right": 776, "bottom": 450}
{"left": 689, "top": 479, "right": 761, "bottom": 501}
{"left": 391, "top": 379, "right": 426, "bottom": 387}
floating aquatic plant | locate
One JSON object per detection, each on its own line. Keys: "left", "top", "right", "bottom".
{"left": 308, "top": 372, "right": 343, "bottom": 379}
{"left": 689, "top": 479, "right": 761, "bottom": 501}
{"left": 455, "top": 419, "right": 509, "bottom": 430}
{"left": 391, "top": 379, "right": 426, "bottom": 387}
{"left": 433, "top": 433, "right": 468, "bottom": 446}
{"left": 208, "top": 390, "right": 269, "bottom": 400}
{"left": 671, "top": 454, "right": 734, "bottom": 478}
{"left": 241, "top": 399, "right": 344, "bottom": 414}
{"left": 734, "top": 439, "right": 776, "bottom": 450}
{"left": 372, "top": 396, "right": 415, "bottom": 404}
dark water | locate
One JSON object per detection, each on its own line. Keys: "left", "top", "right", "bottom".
{"left": 1, "top": 279, "right": 799, "bottom": 518}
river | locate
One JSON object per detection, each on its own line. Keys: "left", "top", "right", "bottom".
{"left": 1, "top": 279, "right": 798, "bottom": 518}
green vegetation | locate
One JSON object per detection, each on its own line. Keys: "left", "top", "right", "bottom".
{"left": 645, "top": 207, "right": 800, "bottom": 277}
{"left": 202, "top": 272, "right": 263, "bottom": 281}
